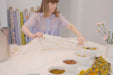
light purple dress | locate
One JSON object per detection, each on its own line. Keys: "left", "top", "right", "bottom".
{"left": 24, "top": 12, "right": 70, "bottom": 42}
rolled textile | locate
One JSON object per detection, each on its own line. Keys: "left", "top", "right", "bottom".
{"left": 16, "top": 9, "right": 22, "bottom": 45}
{"left": 9, "top": 8, "right": 16, "bottom": 44}
{"left": 14, "top": 11, "right": 19, "bottom": 45}
{"left": 23, "top": 9, "right": 29, "bottom": 44}
{"left": 7, "top": 10, "right": 12, "bottom": 44}
{"left": 20, "top": 12, "right": 26, "bottom": 45}
{"left": 23, "top": 9, "right": 29, "bottom": 23}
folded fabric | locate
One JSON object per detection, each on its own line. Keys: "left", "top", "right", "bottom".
{"left": 13, "top": 35, "right": 79, "bottom": 56}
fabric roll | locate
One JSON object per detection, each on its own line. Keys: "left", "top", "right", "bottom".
{"left": 16, "top": 10, "right": 22, "bottom": 45}
{"left": 23, "top": 10, "right": 29, "bottom": 44}
{"left": 14, "top": 11, "right": 19, "bottom": 45}
{"left": 7, "top": 10, "right": 12, "bottom": 44}
{"left": 9, "top": 9, "right": 16, "bottom": 44}
{"left": 20, "top": 12, "right": 26, "bottom": 45}
{"left": 23, "top": 9, "right": 29, "bottom": 23}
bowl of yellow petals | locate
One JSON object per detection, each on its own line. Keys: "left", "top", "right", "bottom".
{"left": 49, "top": 66, "right": 65, "bottom": 75}
{"left": 63, "top": 59, "right": 78, "bottom": 72}
{"left": 82, "top": 46, "right": 97, "bottom": 50}
{"left": 82, "top": 46, "right": 98, "bottom": 59}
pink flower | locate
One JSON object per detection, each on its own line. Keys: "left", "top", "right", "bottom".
{"left": 103, "top": 36, "right": 108, "bottom": 40}
{"left": 96, "top": 23, "right": 100, "bottom": 26}
{"left": 96, "top": 22, "right": 104, "bottom": 26}
{"left": 107, "top": 29, "right": 111, "bottom": 31}
{"left": 112, "top": 39, "right": 113, "bottom": 41}
{"left": 112, "top": 30, "right": 113, "bottom": 33}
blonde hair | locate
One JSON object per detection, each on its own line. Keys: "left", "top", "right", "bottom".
{"left": 36, "top": 0, "right": 60, "bottom": 17}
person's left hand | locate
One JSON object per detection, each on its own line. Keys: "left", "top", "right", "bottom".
{"left": 77, "top": 36, "right": 86, "bottom": 46}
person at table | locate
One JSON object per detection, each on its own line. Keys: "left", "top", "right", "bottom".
{"left": 22, "top": 0, "right": 86, "bottom": 46}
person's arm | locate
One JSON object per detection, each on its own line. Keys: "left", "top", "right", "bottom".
{"left": 66, "top": 24, "right": 82, "bottom": 37}
{"left": 21, "top": 13, "right": 36, "bottom": 39}
{"left": 59, "top": 13, "right": 86, "bottom": 45}
{"left": 21, "top": 13, "right": 43, "bottom": 39}
{"left": 22, "top": 25, "right": 35, "bottom": 39}
{"left": 66, "top": 24, "right": 86, "bottom": 45}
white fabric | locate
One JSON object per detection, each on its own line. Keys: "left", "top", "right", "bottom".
{"left": 10, "top": 34, "right": 79, "bottom": 57}
{"left": 0, "top": 35, "right": 112, "bottom": 75}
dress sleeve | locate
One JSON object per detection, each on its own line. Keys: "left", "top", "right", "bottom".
{"left": 24, "top": 13, "right": 37, "bottom": 30}
{"left": 59, "top": 13, "right": 70, "bottom": 27}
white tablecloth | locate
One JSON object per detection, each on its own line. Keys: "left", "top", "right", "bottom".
{"left": 0, "top": 36, "right": 113, "bottom": 75}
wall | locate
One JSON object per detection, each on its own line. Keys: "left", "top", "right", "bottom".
{"left": 0, "top": 0, "right": 42, "bottom": 27}
{"left": 58, "top": 0, "right": 70, "bottom": 37}
{"left": 0, "top": 0, "right": 8, "bottom": 27}
{"left": 67, "top": 0, "right": 112, "bottom": 44}
{"left": 2, "top": 0, "right": 113, "bottom": 44}
{"left": 110, "top": 0, "right": 113, "bottom": 30}
{"left": 79, "top": 0, "right": 112, "bottom": 44}
{"left": 7, "top": 0, "right": 42, "bottom": 11}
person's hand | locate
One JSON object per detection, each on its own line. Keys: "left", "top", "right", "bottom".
{"left": 31, "top": 32, "right": 43, "bottom": 39}
{"left": 77, "top": 36, "right": 86, "bottom": 46}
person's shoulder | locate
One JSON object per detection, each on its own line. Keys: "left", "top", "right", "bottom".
{"left": 58, "top": 13, "right": 64, "bottom": 18}
{"left": 58, "top": 13, "right": 65, "bottom": 17}
{"left": 30, "top": 12, "right": 40, "bottom": 18}
{"left": 33, "top": 12, "right": 40, "bottom": 16}
{"left": 58, "top": 12, "right": 62, "bottom": 15}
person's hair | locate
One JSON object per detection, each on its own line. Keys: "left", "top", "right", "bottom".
{"left": 36, "top": 0, "right": 60, "bottom": 17}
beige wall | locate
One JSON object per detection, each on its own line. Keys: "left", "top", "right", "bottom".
{"left": 59, "top": 0, "right": 112, "bottom": 44}
{"left": 58, "top": 0, "right": 70, "bottom": 37}
{"left": 77, "top": 0, "right": 112, "bottom": 44}
{"left": 4, "top": 0, "right": 113, "bottom": 44}
{"left": 0, "top": 0, "right": 8, "bottom": 27}
{"left": 7, "top": 0, "right": 41, "bottom": 11}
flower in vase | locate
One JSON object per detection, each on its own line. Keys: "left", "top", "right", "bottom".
{"left": 96, "top": 22, "right": 113, "bottom": 44}
{"left": 96, "top": 29, "right": 101, "bottom": 32}
{"left": 96, "top": 22, "right": 104, "bottom": 26}
{"left": 96, "top": 23, "right": 101, "bottom": 26}
{"left": 103, "top": 36, "right": 108, "bottom": 40}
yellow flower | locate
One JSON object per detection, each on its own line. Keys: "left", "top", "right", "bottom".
{"left": 78, "top": 70, "right": 85, "bottom": 75}
{"left": 83, "top": 55, "right": 86, "bottom": 57}
{"left": 89, "top": 68, "right": 92, "bottom": 71}
{"left": 86, "top": 69, "right": 89, "bottom": 73}
{"left": 78, "top": 55, "right": 81, "bottom": 57}
{"left": 93, "top": 48, "right": 96, "bottom": 50}
{"left": 43, "top": 37, "right": 46, "bottom": 39}
{"left": 95, "top": 68, "right": 99, "bottom": 73}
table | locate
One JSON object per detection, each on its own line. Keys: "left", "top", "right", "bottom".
{"left": 0, "top": 38, "right": 113, "bottom": 75}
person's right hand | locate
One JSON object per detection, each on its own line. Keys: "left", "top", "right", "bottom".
{"left": 31, "top": 32, "right": 43, "bottom": 39}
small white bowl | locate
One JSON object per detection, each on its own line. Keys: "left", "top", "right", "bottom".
{"left": 48, "top": 66, "right": 65, "bottom": 75}
{"left": 75, "top": 51, "right": 90, "bottom": 65}
{"left": 88, "top": 50, "right": 98, "bottom": 59}
{"left": 82, "top": 46, "right": 98, "bottom": 59}
{"left": 63, "top": 59, "right": 78, "bottom": 72}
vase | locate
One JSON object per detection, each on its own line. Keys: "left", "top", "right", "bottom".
{"left": 0, "top": 27, "right": 10, "bottom": 62}
{"left": 106, "top": 44, "right": 113, "bottom": 58}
